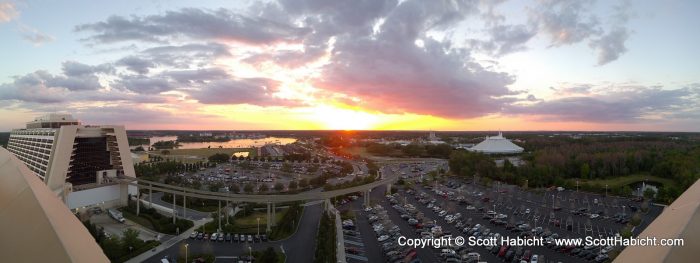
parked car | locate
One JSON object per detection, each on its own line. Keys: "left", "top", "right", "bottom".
{"left": 190, "top": 231, "right": 198, "bottom": 239}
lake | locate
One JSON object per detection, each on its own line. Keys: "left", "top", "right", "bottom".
{"left": 137, "top": 136, "right": 297, "bottom": 149}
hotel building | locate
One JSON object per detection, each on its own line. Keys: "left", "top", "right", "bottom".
{"left": 6, "top": 113, "right": 136, "bottom": 209}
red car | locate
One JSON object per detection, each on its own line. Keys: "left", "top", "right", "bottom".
{"left": 498, "top": 245, "right": 509, "bottom": 257}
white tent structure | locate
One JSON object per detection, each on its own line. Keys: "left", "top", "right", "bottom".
{"left": 469, "top": 132, "right": 524, "bottom": 154}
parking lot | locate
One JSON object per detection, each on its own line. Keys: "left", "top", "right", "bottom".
{"left": 333, "top": 160, "right": 663, "bottom": 263}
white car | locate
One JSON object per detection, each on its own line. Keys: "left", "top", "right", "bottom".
{"left": 210, "top": 233, "right": 218, "bottom": 241}
{"left": 466, "top": 205, "right": 476, "bottom": 210}
{"left": 377, "top": 235, "right": 390, "bottom": 242}
{"left": 590, "top": 214, "right": 600, "bottom": 219}
{"left": 531, "top": 254, "right": 539, "bottom": 263}
{"left": 189, "top": 231, "right": 198, "bottom": 239}
{"left": 525, "top": 209, "right": 531, "bottom": 214}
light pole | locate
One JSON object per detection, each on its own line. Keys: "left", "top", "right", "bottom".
{"left": 257, "top": 217, "right": 260, "bottom": 236}
{"left": 184, "top": 243, "right": 189, "bottom": 263}
{"left": 576, "top": 180, "right": 579, "bottom": 192}
{"left": 248, "top": 246, "right": 252, "bottom": 260}
{"left": 622, "top": 205, "right": 626, "bottom": 217}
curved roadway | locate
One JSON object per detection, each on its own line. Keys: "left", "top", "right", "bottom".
{"left": 118, "top": 167, "right": 398, "bottom": 203}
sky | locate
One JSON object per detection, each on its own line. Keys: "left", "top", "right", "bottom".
{"left": 0, "top": 0, "right": 699, "bottom": 131}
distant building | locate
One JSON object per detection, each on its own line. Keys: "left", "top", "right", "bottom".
{"left": 6, "top": 113, "right": 136, "bottom": 209}
{"left": 468, "top": 132, "right": 524, "bottom": 154}
{"left": 426, "top": 131, "right": 445, "bottom": 144}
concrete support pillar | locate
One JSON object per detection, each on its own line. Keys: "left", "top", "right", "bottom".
{"left": 172, "top": 193, "right": 177, "bottom": 224}
{"left": 149, "top": 183, "right": 153, "bottom": 208}
{"left": 226, "top": 201, "right": 229, "bottom": 225}
{"left": 183, "top": 191, "right": 187, "bottom": 219}
{"left": 387, "top": 183, "right": 392, "bottom": 194}
{"left": 266, "top": 202, "right": 272, "bottom": 232}
{"left": 136, "top": 186, "right": 140, "bottom": 216}
{"left": 119, "top": 182, "right": 129, "bottom": 207}
{"left": 218, "top": 200, "right": 222, "bottom": 231}
{"left": 272, "top": 202, "right": 276, "bottom": 226}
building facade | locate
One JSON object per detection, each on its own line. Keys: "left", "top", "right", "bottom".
{"left": 6, "top": 113, "right": 136, "bottom": 210}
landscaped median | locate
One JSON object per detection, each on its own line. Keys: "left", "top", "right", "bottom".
{"left": 195, "top": 202, "right": 304, "bottom": 241}
{"left": 119, "top": 198, "right": 194, "bottom": 235}
{"left": 314, "top": 212, "right": 337, "bottom": 263}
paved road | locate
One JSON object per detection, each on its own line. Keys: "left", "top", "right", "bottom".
{"left": 143, "top": 203, "right": 322, "bottom": 263}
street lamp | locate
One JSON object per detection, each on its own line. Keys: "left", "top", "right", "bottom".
{"left": 184, "top": 243, "right": 189, "bottom": 263}
{"left": 248, "top": 246, "right": 252, "bottom": 259}
{"left": 257, "top": 217, "right": 260, "bottom": 236}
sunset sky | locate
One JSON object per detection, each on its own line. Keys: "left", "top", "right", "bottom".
{"left": 1, "top": 0, "right": 699, "bottom": 131}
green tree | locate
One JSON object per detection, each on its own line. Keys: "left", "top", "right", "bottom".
{"left": 122, "top": 228, "right": 140, "bottom": 251}
{"left": 230, "top": 184, "right": 240, "bottom": 193}
{"left": 244, "top": 184, "right": 254, "bottom": 193}
{"left": 259, "top": 184, "right": 269, "bottom": 193}
{"left": 101, "top": 236, "right": 122, "bottom": 260}
{"left": 580, "top": 163, "right": 591, "bottom": 179}
{"left": 299, "top": 178, "right": 309, "bottom": 188}
{"left": 259, "top": 247, "right": 278, "bottom": 263}
{"left": 274, "top": 182, "right": 284, "bottom": 192}
{"left": 208, "top": 153, "right": 230, "bottom": 163}
{"left": 288, "top": 180, "right": 298, "bottom": 190}
{"left": 643, "top": 188, "right": 655, "bottom": 199}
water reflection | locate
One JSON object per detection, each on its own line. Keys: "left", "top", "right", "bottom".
{"left": 136, "top": 136, "right": 296, "bottom": 149}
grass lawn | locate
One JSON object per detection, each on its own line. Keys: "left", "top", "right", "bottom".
{"left": 196, "top": 208, "right": 289, "bottom": 234}
{"left": 121, "top": 210, "right": 156, "bottom": 230}
{"left": 252, "top": 249, "right": 286, "bottom": 263}
{"left": 573, "top": 174, "right": 676, "bottom": 189}
{"left": 234, "top": 209, "right": 287, "bottom": 233}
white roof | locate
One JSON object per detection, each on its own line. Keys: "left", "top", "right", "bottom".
{"left": 469, "top": 132, "right": 524, "bottom": 154}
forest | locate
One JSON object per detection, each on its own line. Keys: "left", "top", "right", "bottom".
{"left": 449, "top": 136, "right": 700, "bottom": 204}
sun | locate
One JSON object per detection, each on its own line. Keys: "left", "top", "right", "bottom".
{"left": 310, "top": 105, "right": 381, "bottom": 130}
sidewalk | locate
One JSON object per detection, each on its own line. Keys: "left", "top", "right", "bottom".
{"left": 126, "top": 218, "right": 212, "bottom": 263}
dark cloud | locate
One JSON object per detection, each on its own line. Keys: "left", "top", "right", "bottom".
{"left": 75, "top": 8, "right": 311, "bottom": 44}
{"left": 506, "top": 85, "right": 700, "bottom": 122}
{"left": 189, "top": 78, "right": 302, "bottom": 107}
{"left": 140, "top": 43, "right": 231, "bottom": 68}
{"left": 527, "top": 0, "right": 632, "bottom": 64}
{"left": 0, "top": 71, "right": 67, "bottom": 103}
{"left": 313, "top": 0, "right": 513, "bottom": 118}
{"left": 116, "top": 56, "right": 155, "bottom": 74}
{"left": 589, "top": 27, "right": 629, "bottom": 65}
{"left": 61, "top": 61, "right": 112, "bottom": 77}
{"left": 163, "top": 68, "right": 229, "bottom": 84}
{"left": 472, "top": 24, "right": 537, "bottom": 56}
{"left": 0, "top": 66, "right": 107, "bottom": 103}
{"left": 72, "top": 104, "right": 218, "bottom": 126}
{"left": 530, "top": 0, "right": 602, "bottom": 46}
{"left": 117, "top": 75, "right": 174, "bottom": 94}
